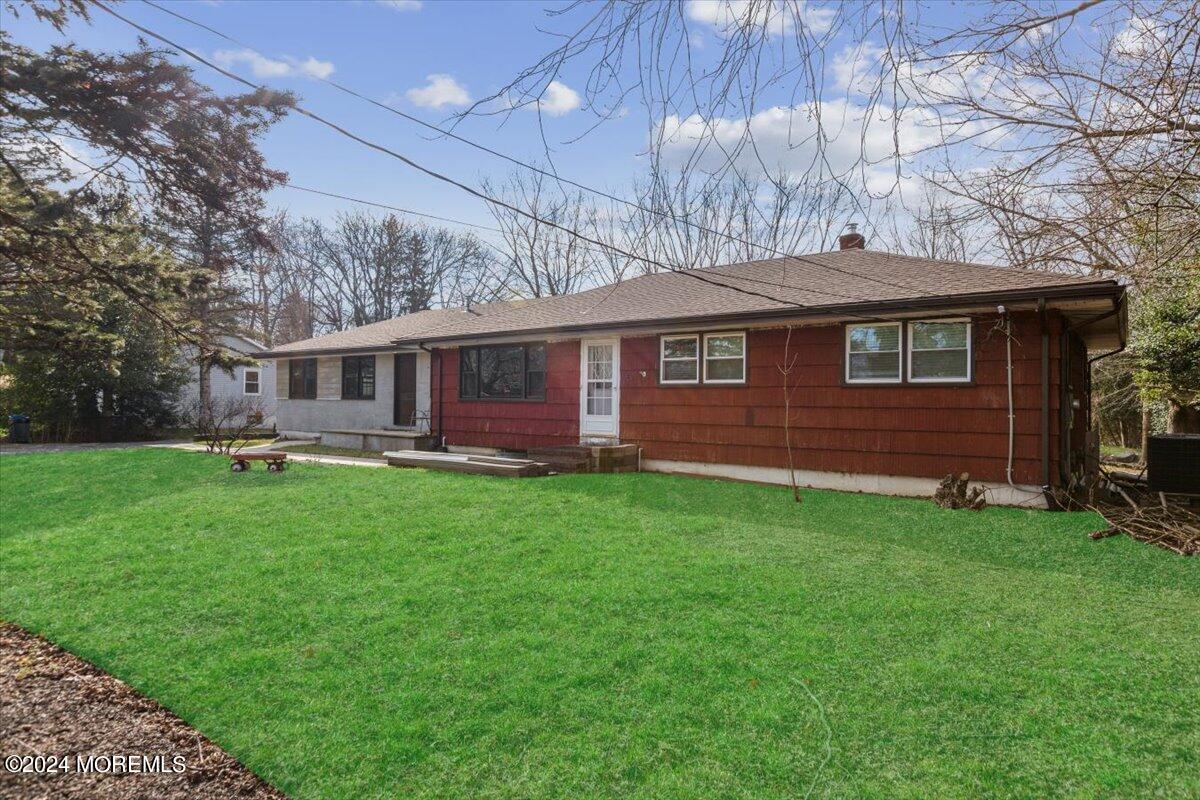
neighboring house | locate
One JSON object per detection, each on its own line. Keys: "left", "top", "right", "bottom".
{"left": 259, "top": 236, "right": 1125, "bottom": 506}
{"left": 178, "top": 333, "right": 278, "bottom": 426}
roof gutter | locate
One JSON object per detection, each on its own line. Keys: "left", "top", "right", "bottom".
{"left": 402, "top": 282, "right": 1122, "bottom": 347}
{"left": 256, "top": 342, "right": 426, "bottom": 359}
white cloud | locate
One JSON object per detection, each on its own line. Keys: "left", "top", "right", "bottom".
{"left": 536, "top": 80, "right": 581, "bottom": 116}
{"left": 377, "top": 0, "right": 422, "bottom": 9}
{"left": 830, "top": 42, "right": 883, "bottom": 95}
{"left": 213, "top": 49, "right": 335, "bottom": 80}
{"left": 686, "top": 0, "right": 833, "bottom": 37}
{"left": 295, "top": 56, "right": 335, "bottom": 80}
{"left": 405, "top": 74, "right": 471, "bottom": 109}
{"left": 1022, "top": 21, "right": 1053, "bottom": 45}
{"left": 1113, "top": 15, "right": 1162, "bottom": 57}
{"left": 654, "top": 100, "right": 942, "bottom": 193}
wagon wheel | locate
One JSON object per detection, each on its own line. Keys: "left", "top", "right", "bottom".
{"left": 231, "top": 460, "right": 248, "bottom": 473}
{"left": 267, "top": 461, "right": 284, "bottom": 473}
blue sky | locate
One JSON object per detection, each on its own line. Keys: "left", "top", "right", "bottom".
{"left": 8, "top": 0, "right": 656, "bottom": 237}
{"left": 9, "top": 0, "right": 1128, "bottom": 255}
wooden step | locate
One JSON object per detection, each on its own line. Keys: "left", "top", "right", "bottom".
{"left": 385, "top": 451, "right": 551, "bottom": 478}
{"left": 527, "top": 444, "right": 640, "bottom": 474}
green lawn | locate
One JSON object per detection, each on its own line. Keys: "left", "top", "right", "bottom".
{"left": 1, "top": 449, "right": 1197, "bottom": 799}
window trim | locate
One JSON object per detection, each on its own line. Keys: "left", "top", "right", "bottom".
{"left": 845, "top": 322, "right": 903, "bottom": 384}
{"left": 340, "top": 354, "right": 376, "bottom": 400}
{"left": 660, "top": 334, "right": 700, "bottom": 384}
{"left": 288, "top": 358, "right": 318, "bottom": 400}
{"left": 702, "top": 331, "right": 747, "bottom": 385}
{"left": 457, "top": 342, "right": 547, "bottom": 402}
{"left": 242, "top": 368, "right": 261, "bottom": 396}
{"left": 907, "top": 317, "right": 972, "bottom": 384}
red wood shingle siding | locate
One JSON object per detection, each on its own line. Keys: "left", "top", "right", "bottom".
{"left": 437, "top": 340, "right": 580, "bottom": 451}
{"left": 434, "top": 311, "right": 1064, "bottom": 485}
{"left": 618, "top": 312, "right": 1062, "bottom": 485}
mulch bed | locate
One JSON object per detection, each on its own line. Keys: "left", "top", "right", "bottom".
{"left": 0, "top": 623, "right": 286, "bottom": 799}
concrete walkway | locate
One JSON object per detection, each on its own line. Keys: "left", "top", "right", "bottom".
{"left": 0, "top": 439, "right": 192, "bottom": 456}
{"left": 1, "top": 438, "right": 390, "bottom": 469}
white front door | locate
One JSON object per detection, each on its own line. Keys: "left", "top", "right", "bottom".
{"left": 579, "top": 338, "right": 619, "bottom": 440}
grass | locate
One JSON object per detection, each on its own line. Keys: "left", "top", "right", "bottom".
{"left": 1, "top": 448, "right": 1197, "bottom": 800}
{"left": 278, "top": 443, "right": 386, "bottom": 459}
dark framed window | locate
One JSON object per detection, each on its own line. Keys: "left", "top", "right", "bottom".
{"left": 288, "top": 358, "right": 317, "bottom": 399}
{"left": 341, "top": 354, "right": 376, "bottom": 400}
{"left": 243, "top": 368, "right": 260, "bottom": 395}
{"left": 459, "top": 343, "right": 546, "bottom": 400}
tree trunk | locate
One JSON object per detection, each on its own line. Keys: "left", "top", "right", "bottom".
{"left": 1168, "top": 401, "right": 1200, "bottom": 434}
{"left": 1140, "top": 404, "right": 1151, "bottom": 459}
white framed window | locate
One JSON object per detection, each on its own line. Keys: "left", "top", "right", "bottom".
{"left": 660, "top": 334, "right": 699, "bottom": 383}
{"left": 243, "top": 368, "right": 261, "bottom": 396}
{"left": 703, "top": 332, "right": 746, "bottom": 384}
{"left": 908, "top": 318, "right": 971, "bottom": 382}
{"left": 846, "top": 322, "right": 902, "bottom": 383}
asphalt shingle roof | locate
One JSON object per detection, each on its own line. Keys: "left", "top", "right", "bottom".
{"left": 263, "top": 308, "right": 470, "bottom": 355}
{"left": 263, "top": 250, "right": 1119, "bottom": 354}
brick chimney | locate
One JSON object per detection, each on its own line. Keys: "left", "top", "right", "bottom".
{"left": 838, "top": 222, "right": 866, "bottom": 251}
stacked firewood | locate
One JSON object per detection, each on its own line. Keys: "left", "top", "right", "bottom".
{"left": 934, "top": 472, "right": 987, "bottom": 511}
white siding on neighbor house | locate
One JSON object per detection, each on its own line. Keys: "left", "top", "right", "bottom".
{"left": 274, "top": 350, "right": 431, "bottom": 436}
{"left": 177, "top": 334, "right": 277, "bottom": 425}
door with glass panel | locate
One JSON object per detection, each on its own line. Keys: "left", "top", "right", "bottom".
{"left": 579, "top": 339, "right": 619, "bottom": 438}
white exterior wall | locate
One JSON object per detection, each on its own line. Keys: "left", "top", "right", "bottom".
{"left": 274, "top": 350, "right": 431, "bottom": 437}
{"left": 177, "top": 334, "right": 277, "bottom": 426}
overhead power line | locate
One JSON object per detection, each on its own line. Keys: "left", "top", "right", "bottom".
{"left": 95, "top": 0, "right": 1113, "bottom": 325}
{"left": 94, "top": 0, "right": 882, "bottom": 313}
{"left": 136, "top": 0, "right": 948, "bottom": 301}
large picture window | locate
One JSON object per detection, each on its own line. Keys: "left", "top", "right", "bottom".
{"left": 459, "top": 343, "right": 546, "bottom": 400}
{"left": 846, "top": 322, "right": 902, "bottom": 383}
{"left": 341, "top": 354, "right": 376, "bottom": 400}
{"left": 908, "top": 320, "right": 971, "bottom": 382}
{"left": 703, "top": 332, "right": 746, "bottom": 383}
{"left": 288, "top": 358, "right": 317, "bottom": 399}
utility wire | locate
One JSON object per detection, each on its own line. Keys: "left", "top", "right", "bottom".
{"left": 106, "top": 1, "right": 1106, "bottom": 322}
{"left": 137, "top": 0, "right": 948, "bottom": 301}
{"left": 94, "top": 0, "right": 883, "bottom": 313}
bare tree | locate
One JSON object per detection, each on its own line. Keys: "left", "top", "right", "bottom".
{"left": 470, "top": 0, "right": 1198, "bottom": 281}
{"left": 182, "top": 395, "right": 266, "bottom": 455}
{"left": 898, "top": 184, "right": 987, "bottom": 263}
{"left": 483, "top": 171, "right": 601, "bottom": 297}
{"left": 627, "top": 169, "right": 859, "bottom": 270}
